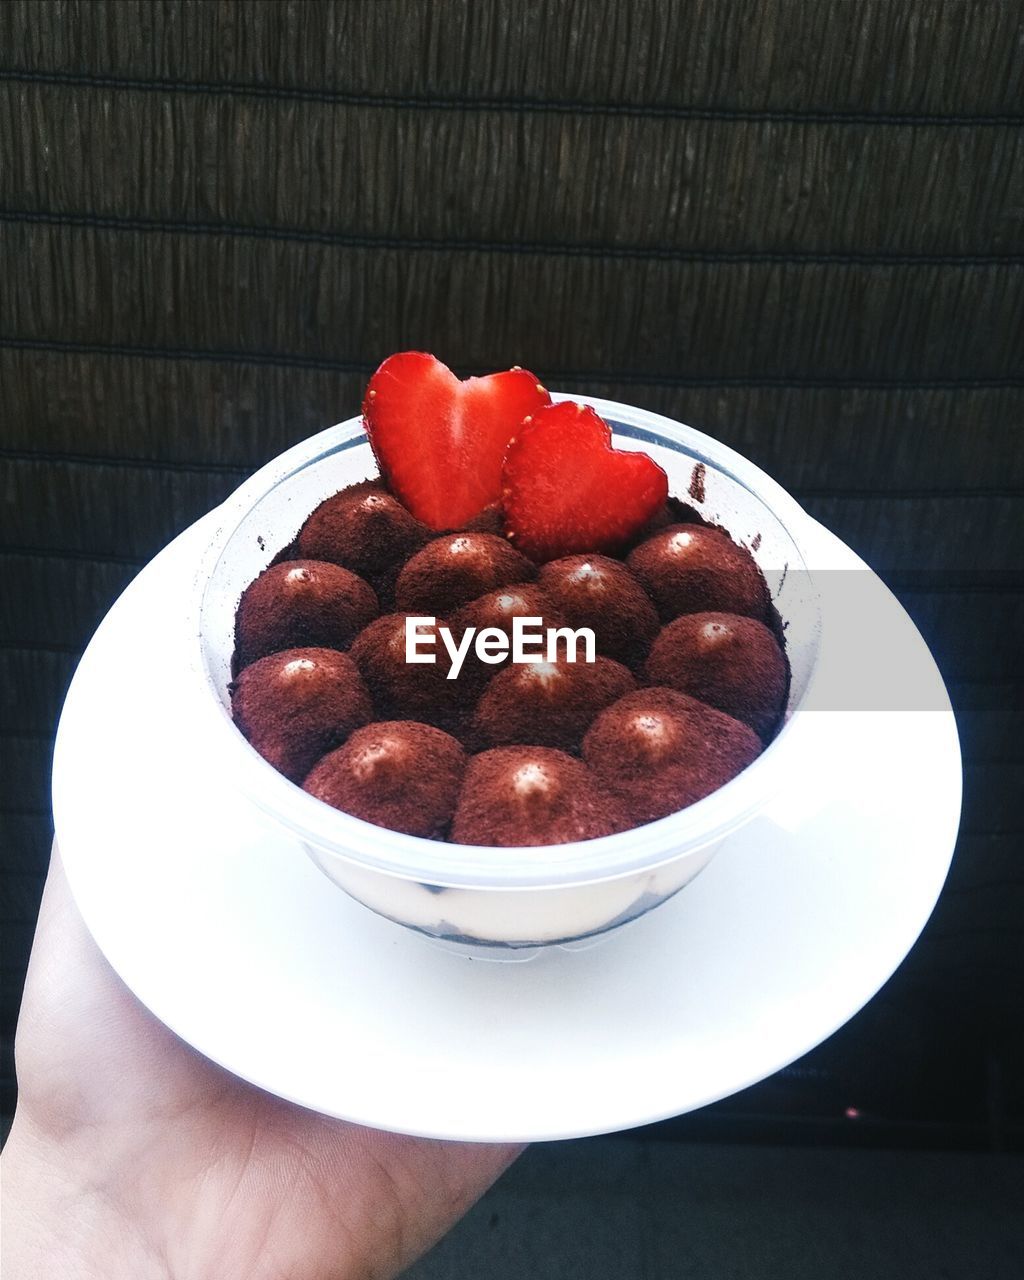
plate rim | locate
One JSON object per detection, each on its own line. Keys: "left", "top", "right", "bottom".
{"left": 52, "top": 510, "right": 963, "bottom": 1142}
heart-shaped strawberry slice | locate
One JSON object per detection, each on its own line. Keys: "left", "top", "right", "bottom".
{"left": 363, "top": 352, "right": 551, "bottom": 530}
{"left": 503, "top": 401, "right": 668, "bottom": 562}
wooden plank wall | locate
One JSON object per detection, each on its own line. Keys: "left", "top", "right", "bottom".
{"left": 2, "top": 0, "right": 1022, "bottom": 1136}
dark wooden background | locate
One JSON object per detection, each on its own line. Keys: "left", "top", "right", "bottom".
{"left": 2, "top": 0, "right": 1022, "bottom": 1144}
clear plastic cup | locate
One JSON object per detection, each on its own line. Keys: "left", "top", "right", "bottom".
{"left": 191, "top": 394, "right": 821, "bottom": 955}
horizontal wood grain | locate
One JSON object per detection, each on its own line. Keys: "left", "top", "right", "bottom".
{"left": 0, "top": 871, "right": 45, "bottom": 920}
{"left": 2, "top": 456, "right": 236, "bottom": 560}
{"left": 4, "top": 0, "right": 1023, "bottom": 1118}
{"left": 916, "top": 905, "right": 1024, "bottom": 963}
{"left": 896, "top": 593, "right": 1024, "bottom": 689}
{"left": 0, "top": 992, "right": 25, "bottom": 1051}
{"left": 3, "top": 0, "right": 1021, "bottom": 116}
{"left": 0, "top": 919, "right": 34, "bottom": 970}
{"left": 4, "top": 223, "right": 1022, "bottom": 381}
{"left": 0, "top": 555, "right": 138, "bottom": 648}
{"left": 798, "top": 494, "right": 1023, "bottom": 575}
{"left": 958, "top": 765, "right": 1024, "bottom": 836}
{"left": 1, "top": 648, "right": 79, "bottom": 735}
{"left": 3, "top": 83, "right": 1022, "bottom": 255}
{"left": 937, "top": 832, "right": 1023, "bottom": 887}
{"left": 4, "top": 451, "right": 1023, "bottom": 569}
{"left": 0, "top": 735, "right": 53, "bottom": 813}
{"left": 0, "top": 811, "right": 53, "bottom": 874}
{"left": 3, "top": 348, "right": 1023, "bottom": 492}
{"left": 949, "top": 684, "right": 1024, "bottom": 765}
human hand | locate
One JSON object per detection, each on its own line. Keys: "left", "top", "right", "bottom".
{"left": 3, "top": 845, "right": 522, "bottom": 1279}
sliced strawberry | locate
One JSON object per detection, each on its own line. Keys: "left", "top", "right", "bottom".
{"left": 362, "top": 352, "right": 551, "bottom": 530}
{"left": 503, "top": 401, "right": 668, "bottom": 562}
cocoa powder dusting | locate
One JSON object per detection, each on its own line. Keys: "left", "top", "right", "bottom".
{"left": 688, "top": 462, "right": 706, "bottom": 503}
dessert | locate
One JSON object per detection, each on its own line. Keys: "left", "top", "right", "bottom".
{"left": 296, "top": 479, "right": 429, "bottom": 601}
{"left": 583, "top": 687, "right": 763, "bottom": 826}
{"left": 348, "top": 613, "right": 463, "bottom": 729}
{"left": 304, "top": 722, "right": 465, "bottom": 838}
{"left": 230, "top": 648, "right": 373, "bottom": 783}
{"left": 452, "top": 747, "right": 625, "bottom": 846}
{"left": 449, "top": 583, "right": 564, "bottom": 655}
{"left": 394, "top": 533, "right": 536, "bottom": 615}
{"left": 627, "top": 524, "right": 768, "bottom": 622}
{"left": 228, "top": 351, "right": 788, "bottom": 847}
{"left": 469, "top": 656, "right": 636, "bottom": 752}
{"left": 234, "top": 560, "right": 378, "bottom": 671}
{"left": 645, "top": 612, "right": 787, "bottom": 739}
{"left": 459, "top": 504, "right": 507, "bottom": 536}
{"left": 630, "top": 495, "right": 706, "bottom": 545}
{"left": 448, "top": 584, "right": 566, "bottom": 689}
{"left": 537, "top": 554, "right": 659, "bottom": 667}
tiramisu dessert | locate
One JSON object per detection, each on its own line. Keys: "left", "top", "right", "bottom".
{"left": 229, "top": 352, "right": 788, "bottom": 846}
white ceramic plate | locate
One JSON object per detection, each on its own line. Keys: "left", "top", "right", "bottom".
{"left": 53, "top": 510, "right": 961, "bottom": 1142}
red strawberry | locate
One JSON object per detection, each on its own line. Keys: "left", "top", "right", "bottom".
{"left": 362, "top": 352, "right": 551, "bottom": 530}
{"left": 503, "top": 401, "right": 668, "bottom": 562}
